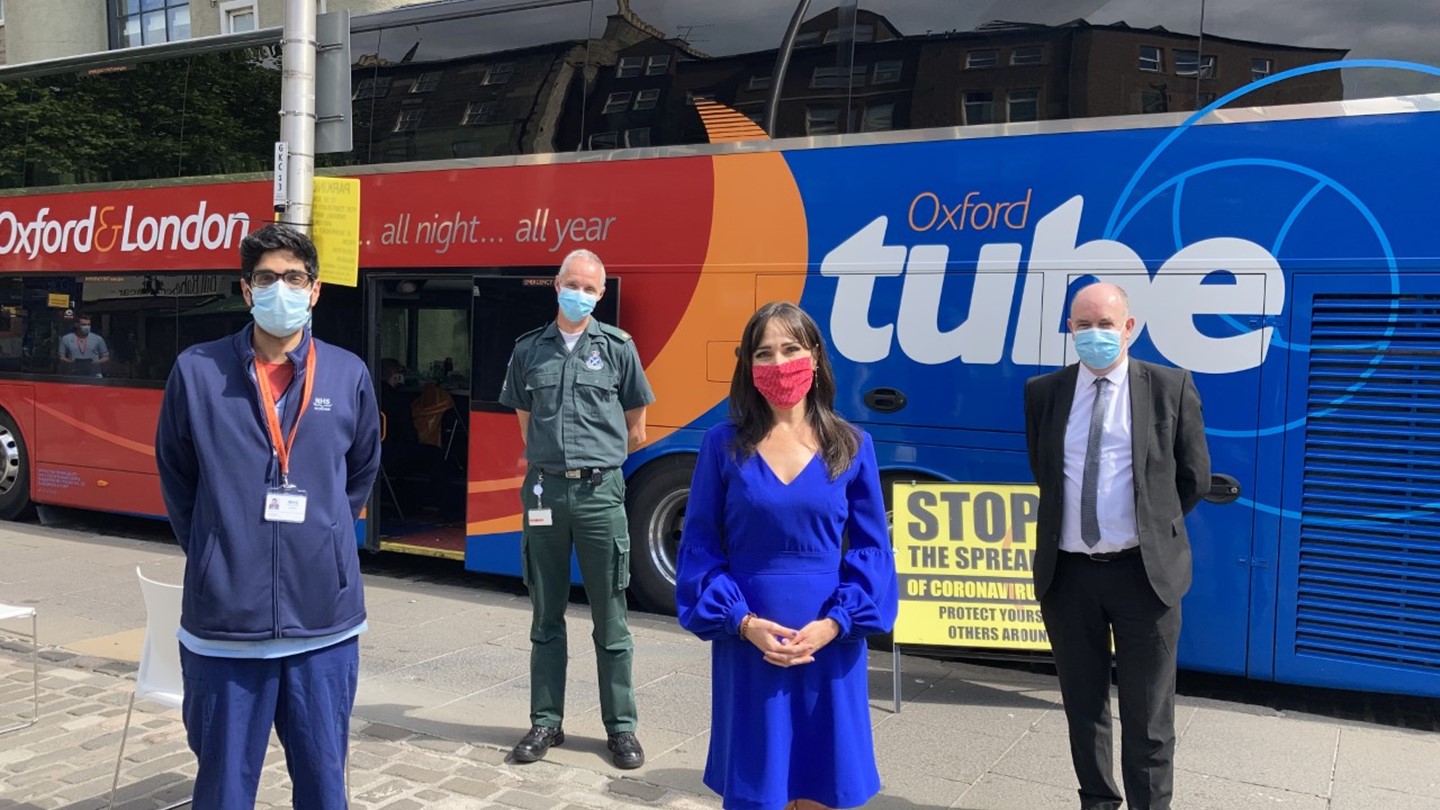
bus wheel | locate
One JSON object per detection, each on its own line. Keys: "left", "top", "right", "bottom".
{"left": 0, "top": 411, "right": 32, "bottom": 521}
{"left": 625, "top": 455, "right": 695, "bottom": 615}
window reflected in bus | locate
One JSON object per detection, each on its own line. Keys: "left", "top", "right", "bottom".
{"left": 354, "top": 2, "right": 591, "bottom": 164}
{"left": 2, "top": 47, "right": 280, "bottom": 189}
{"left": 568, "top": 0, "right": 1415, "bottom": 145}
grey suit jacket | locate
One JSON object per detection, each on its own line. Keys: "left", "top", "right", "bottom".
{"left": 1023, "top": 358, "right": 1211, "bottom": 607}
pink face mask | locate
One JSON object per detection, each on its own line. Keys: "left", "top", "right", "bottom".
{"left": 752, "top": 355, "right": 814, "bottom": 409}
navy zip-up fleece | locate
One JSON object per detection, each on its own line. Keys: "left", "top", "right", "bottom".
{"left": 156, "top": 324, "right": 381, "bottom": 642}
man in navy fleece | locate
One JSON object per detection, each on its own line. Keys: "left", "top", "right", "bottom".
{"left": 156, "top": 224, "right": 380, "bottom": 809}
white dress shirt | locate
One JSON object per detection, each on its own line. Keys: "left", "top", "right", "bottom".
{"left": 1060, "top": 359, "right": 1139, "bottom": 554}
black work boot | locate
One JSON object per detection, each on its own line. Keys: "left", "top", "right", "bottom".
{"left": 607, "top": 731, "right": 644, "bottom": 769}
{"left": 511, "top": 725, "right": 564, "bottom": 763}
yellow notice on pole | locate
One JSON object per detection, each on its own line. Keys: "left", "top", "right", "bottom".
{"left": 891, "top": 482, "right": 1051, "bottom": 650}
{"left": 313, "top": 177, "right": 360, "bottom": 287}
{"left": 47, "top": 293, "right": 70, "bottom": 309}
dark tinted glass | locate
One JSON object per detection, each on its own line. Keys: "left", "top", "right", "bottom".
{"left": 0, "top": 45, "right": 280, "bottom": 190}
{"left": 1203, "top": 0, "right": 1440, "bottom": 108}
{"left": 8, "top": 0, "right": 1430, "bottom": 191}
{"left": 847, "top": 0, "right": 1202, "bottom": 131}
{"left": 574, "top": 1, "right": 1199, "bottom": 143}
{"left": 582, "top": 0, "right": 798, "bottom": 148}
{"left": 318, "top": 27, "right": 382, "bottom": 169}
{"left": 471, "top": 273, "right": 619, "bottom": 406}
{"left": 357, "top": 1, "right": 591, "bottom": 165}
{"left": 0, "top": 274, "right": 246, "bottom": 383}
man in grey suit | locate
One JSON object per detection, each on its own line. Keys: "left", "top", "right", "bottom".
{"left": 1023, "top": 282, "right": 1210, "bottom": 810}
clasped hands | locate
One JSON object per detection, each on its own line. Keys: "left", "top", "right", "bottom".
{"left": 741, "top": 615, "right": 841, "bottom": 667}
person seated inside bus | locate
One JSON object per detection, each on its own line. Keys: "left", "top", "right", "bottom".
{"left": 58, "top": 314, "right": 109, "bottom": 377}
{"left": 379, "top": 358, "right": 446, "bottom": 515}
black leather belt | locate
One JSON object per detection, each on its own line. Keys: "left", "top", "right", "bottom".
{"left": 1062, "top": 546, "right": 1141, "bottom": 563}
{"left": 537, "top": 466, "right": 614, "bottom": 483}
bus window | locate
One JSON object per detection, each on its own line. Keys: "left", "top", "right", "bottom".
{"left": 2, "top": 46, "right": 281, "bottom": 189}
{"left": 361, "top": 1, "right": 591, "bottom": 164}
{"left": 173, "top": 46, "right": 284, "bottom": 177}
{"left": 570, "top": 0, "right": 1204, "bottom": 143}
{"left": 0, "top": 274, "right": 245, "bottom": 384}
{"left": 317, "top": 26, "right": 382, "bottom": 169}
{"left": 1203, "top": 0, "right": 1440, "bottom": 108}
{"left": 845, "top": 0, "right": 1204, "bottom": 131}
{"left": 583, "top": 0, "right": 798, "bottom": 148}
{"left": 470, "top": 274, "right": 619, "bottom": 408}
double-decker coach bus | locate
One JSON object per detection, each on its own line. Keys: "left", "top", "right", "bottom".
{"left": 1, "top": 0, "right": 1437, "bottom": 698}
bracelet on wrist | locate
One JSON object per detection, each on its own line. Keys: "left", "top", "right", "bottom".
{"left": 739, "top": 613, "right": 756, "bottom": 639}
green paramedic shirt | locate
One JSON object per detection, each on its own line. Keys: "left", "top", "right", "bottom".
{"left": 499, "top": 318, "right": 655, "bottom": 470}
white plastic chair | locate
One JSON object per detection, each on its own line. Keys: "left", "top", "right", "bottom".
{"left": 108, "top": 567, "right": 189, "bottom": 810}
{"left": 0, "top": 601, "right": 38, "bottom": 735}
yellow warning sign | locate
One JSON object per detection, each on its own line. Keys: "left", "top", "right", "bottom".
{"left": 891, "top": 482, "right": 1050, "bottom": 650}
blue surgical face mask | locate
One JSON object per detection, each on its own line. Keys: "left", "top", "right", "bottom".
{"left": 557, "top": 287, "right": 598, "bottom": 322}
{"left": 1073, "top": 327, "right": 1124, "bottom": 370}
{"left": 250, "top": 281, "right": 313, "bottom": 338}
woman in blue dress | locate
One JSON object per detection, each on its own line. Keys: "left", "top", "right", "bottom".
{"left": 675, "top": 302, "right": 899, "bottom": 810}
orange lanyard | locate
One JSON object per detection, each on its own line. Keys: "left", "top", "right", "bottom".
{"left": 255, "top": 340, "right": 316, "bottom": 486}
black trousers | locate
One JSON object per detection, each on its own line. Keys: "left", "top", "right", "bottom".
{"left": 1040, "top": 551, "right": 1181, "bottom": 810}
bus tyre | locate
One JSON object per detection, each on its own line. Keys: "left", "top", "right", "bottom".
{"left": 0, "top": 411, "right": 33, "bottom": 522}
{"left": 625, "top": 454, "right": 696, "bottom": 615}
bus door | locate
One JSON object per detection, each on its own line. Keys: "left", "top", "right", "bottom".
{"left": 364, "top": 274, "right": 474, "bottom": 560}
{"left": 1270, "top": 274, "right": 1440, "bottom": 697}
{"left": 466, "top": 273, "right": 619, "bottom": 576}
{"left": 1160, "top": 273, "right": 1271, "bottom": 679}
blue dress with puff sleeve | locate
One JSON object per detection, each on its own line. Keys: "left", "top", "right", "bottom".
{"left": 675, "top": 422, "right": 899, "bottom": 810}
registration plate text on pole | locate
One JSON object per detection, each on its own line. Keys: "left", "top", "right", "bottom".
{"left": 273, "top": 141, "right": 289, "bottom": 209}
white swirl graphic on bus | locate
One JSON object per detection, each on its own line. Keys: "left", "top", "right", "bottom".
{"left": 0, "top": 202, "right": 250, "bottom": 259}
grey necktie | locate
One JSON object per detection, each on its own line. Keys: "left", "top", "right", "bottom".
{"left": 1080, "top": 377, "right": 1111, "bottom": 548}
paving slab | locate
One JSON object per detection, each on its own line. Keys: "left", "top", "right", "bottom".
{"left": 1178, "top": 705, "right": 1339, "bottom": 796}
{"left": 1172, "top": 769, "right": 1328, "bottom": 809}
{"left": 951, "top": 772, "right": 1078, "bottom": 810}
{"left": 1332, "top": 725, "right": 1440, "bottom": 800}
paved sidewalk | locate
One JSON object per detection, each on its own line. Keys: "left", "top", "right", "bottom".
{"left": 0, "top": 653, "right": 710, "bottom": 810}
{"left": 2, "top": 521, "right": 1439, "bottom": 810}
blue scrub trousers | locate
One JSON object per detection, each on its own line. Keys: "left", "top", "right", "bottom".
{"left": 179, "top": 637, "right": 359, "bottom": 810}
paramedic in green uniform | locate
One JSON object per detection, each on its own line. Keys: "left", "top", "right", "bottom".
{"left": 500, "top": 248, "right": 654, "bottom": 770}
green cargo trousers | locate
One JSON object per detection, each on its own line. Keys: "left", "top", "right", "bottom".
{"left": 520, "top": 466, "right": 636, "bottom": 733}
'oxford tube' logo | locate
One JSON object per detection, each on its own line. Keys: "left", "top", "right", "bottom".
{"left": 821, "top": 195, "right": 1285, "bottom": 375}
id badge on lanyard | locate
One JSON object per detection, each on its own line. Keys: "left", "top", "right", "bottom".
{"left": 528, "top": 473, "right": 553, "bottom": 527}
{"left": 264, "top": 487, "right": 308, "bottom": 523}
{"left": 257, "top": 341, "right": 316, "bottom": 524}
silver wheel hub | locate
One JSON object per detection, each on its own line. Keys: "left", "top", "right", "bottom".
{"left": 0, "top": 426, "right": 20, "bottom": 497}
{"left": 645, "top": 488, "right": 687, "bottom": 585}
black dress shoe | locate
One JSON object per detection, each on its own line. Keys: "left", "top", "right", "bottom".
{"left": 607, "top": 731, "right": 645, "bottom": 769}
{"left": 511, "top": 725, "right": 564, "bottom": 763}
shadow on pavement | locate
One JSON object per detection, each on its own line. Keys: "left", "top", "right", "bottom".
{"left": 17, "top": 773, "right": 194, "bottom": 810}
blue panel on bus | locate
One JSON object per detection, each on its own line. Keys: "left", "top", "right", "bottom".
{"left": 780, "top": 100, "right": 1440, "bottom": 694}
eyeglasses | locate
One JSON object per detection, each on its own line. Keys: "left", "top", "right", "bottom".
{"left": 249, "top": 270, "right": 315, "bottom": 289}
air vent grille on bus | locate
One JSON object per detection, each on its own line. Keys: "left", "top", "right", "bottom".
{"left": 1297, "top": 294, "right": 1440, "bottom": 672}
